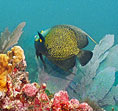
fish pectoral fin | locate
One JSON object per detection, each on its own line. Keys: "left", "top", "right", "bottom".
{"left": 36, "top": 50, "right": 39, "bottom": 59}
{"left": 39, "top": 53, "right": 47, "bottom": 68}
{"left": 77, "top": 50, "right": 93, "bottom": 66}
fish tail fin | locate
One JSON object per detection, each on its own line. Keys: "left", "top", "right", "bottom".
{"left": 77, "top": 50, "right": 93, "bottom": 66}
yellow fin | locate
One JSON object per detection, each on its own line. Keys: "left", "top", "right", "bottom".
{"left": 87, "top": 35, "right": 98, "bottom": 44}
{"left": 81, "top": 29, "right": 98, "bottom": 44}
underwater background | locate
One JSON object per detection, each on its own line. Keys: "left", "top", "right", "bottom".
{"left": 0, "top": 0, "right": 118, "bottom": 110}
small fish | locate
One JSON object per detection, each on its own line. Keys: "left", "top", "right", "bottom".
{"left": 34, "top": 25, "right": 95, "bottom": 70}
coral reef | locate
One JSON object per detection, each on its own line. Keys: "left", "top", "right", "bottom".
{"left": 0, "top": 46, "right": 26, "bottom": 93}
{"left": 0, "top": 22, "right": 26, "bottom": 53}
{"left": 51, "top": 90, "right": 93, "bottom": 111}
{"left": 0, "top": 46, "right": 93, "bottom": 111}
{"left": 0, "top": 54, "right": 12, "bottom": 92}
{"left": 7, "top": 46, "right": 26, "bottom": 68}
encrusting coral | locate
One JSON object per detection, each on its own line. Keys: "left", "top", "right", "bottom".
{"left": 7, "top": 46, "right": 25, "bottom": 68}
{"left": 0, "top": 46, "right": 25, "bottom": 93}
{"left": 0, "top": 46, "right": 93, "bottom": 111}
{"left": 0, "top": 54, "right": 12, "bottom": 92}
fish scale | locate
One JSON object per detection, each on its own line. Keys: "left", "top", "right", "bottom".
{"left": 45, "top": 27, "right": 79, "bottom": 59}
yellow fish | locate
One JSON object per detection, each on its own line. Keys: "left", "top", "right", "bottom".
{"left": 34, "top": 25, "right": 96, "bottom": 70}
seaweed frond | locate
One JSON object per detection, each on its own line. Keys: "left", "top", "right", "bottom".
{"left": 0, "top": 22, "right": 26, "bottom": 53}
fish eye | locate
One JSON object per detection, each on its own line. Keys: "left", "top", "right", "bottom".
{"left": 34, "top": 35, "right": 39, "bottom": 41}
{"left": 34, "top": 35, "right": 38, "bottom": 39}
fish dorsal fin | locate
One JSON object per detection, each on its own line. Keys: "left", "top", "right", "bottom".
{"left": 41, "top": 28, "right": 51, "bottom": 37}
{"left": 87, "top": 34, "right": 98, "bottom": 44}
{"left": 80, "top": 29, "right": 98, "bottom": 45}
{"left": 38, "top": 32, "right": 44, "bottom": 39}
{"left": 64, "top": 25, "right": 98, "bottom": 47}
{"left": 37, "top": 32, "right": 45, "bottom": 42}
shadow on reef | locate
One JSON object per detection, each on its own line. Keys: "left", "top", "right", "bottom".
{"left": 44, "top": 58, "right": 74, "bottom": 78}
{"left": 37, "top": 56, "right": 77, "bottom": 93}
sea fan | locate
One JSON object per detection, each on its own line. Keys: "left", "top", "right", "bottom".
{"left": 67, "top": 34, "right": 118, "bottom": 108}
{"left": 0, "top": 22, "right": 26, "bottom": 53}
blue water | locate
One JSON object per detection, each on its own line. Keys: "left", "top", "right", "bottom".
{"left": 0, "top": 0, "right": 118, "bottom": 68}
{"left": 0, "top": 0, "right": 118, "bottom": 40}
{"left": 0, "top": 0, "right": 118, "bottom": 110}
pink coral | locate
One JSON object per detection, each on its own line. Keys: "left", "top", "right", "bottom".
{"left": 52, "top": 90, "right": 70, "bottom": 110}
{"left": 70, "top": 99, "right": 80, "bottom": 109}
{"left": 77, "top": 103, "right": 93, "bottom": 111}
{"left": 52, "top": 91, "right": 93, "bottom": 111}
{"left": 34, "top": 91, "right": 51, "bottom": 111}
{"left": 54, "top": 90, "right": 69, "bottom": 102}
{"left": 2, "top": 96, "right": 28, "bottom": 111}
{"left": 39, "top": 93, "right": 49, "bottom": 102}
{"left": 22, "top": 83, "right": 39, "bottom": 97}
